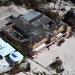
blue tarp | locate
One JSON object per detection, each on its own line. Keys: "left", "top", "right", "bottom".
{"left": 22, "top": 11, "right": 40, "bottom": 21}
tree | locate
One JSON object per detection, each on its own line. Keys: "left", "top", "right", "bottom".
{"left": 45, "top": 9, "right": 59, "bottom": 20}
{"left": 67, "top": 18, "right": 75, "bottom": 28}
{"left": 0, "top": 0, "right": 12, "bottom": 6}
{"left": 46, "top": 0, "right": 53, "bottom": 2}
{"left": 12, "top": 0, "right": 23, "bottom": 5}
{"left": 50, "top": 57, "right": 64, "bottom": 74}
{"left": 63, "top": 9, "right": 74, "bottom": 22}
{"left": 9, "top": 62, "right": 30, "bottom": 75}
{"left": 63, "top": 9, "right": 75, "bottom": 29}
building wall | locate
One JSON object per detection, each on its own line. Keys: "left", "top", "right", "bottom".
{"left": 2, "top": 25, "right": 20, "bottom": 43}
{"left": 33, "top": 38, "right": 47, "bottom": 49}
{"left": 2, "top": 29, "right": 19, "bottom": 43}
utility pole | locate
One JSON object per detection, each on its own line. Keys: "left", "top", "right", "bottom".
{"left": 57, "top": 0, "right": 63, "bottom": 14}
{"left": 54, "top": 0, "right": 57, "bottom": 9}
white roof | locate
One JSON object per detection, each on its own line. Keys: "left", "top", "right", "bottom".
{"left": 0, "top": 61, "right": 9, "bottom": 67}
{"left": 0, "top": 38, "right": 15, "bottom": 57}
{"left": 0, "top": 11, "right": 11, "bottom": 21}
{"left": 0, "top": 19, "right": 9, "bottom": 29}
{"left": 9, "top": 51, "right": 23, "bottom": 62}
{"left": 34, "top": 43, "right": 46, "bottom": 52}
{"left": 0, "top": 43, "right": 15, "bottom": 57}
{"left": 0, "top": 38, "right": 6, "bottom": 49}
{"left": 56, "top": 33, "right": 63, "bottom": 37}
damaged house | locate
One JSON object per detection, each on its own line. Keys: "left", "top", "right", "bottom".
{"left": 2, "top": 10, "right": 71, "bottom": 55}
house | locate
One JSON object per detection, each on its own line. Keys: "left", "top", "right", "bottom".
{"left": 0, "top": 38, "right": 24, "bottom": 73}
{"left": 2, "top": 25, "right": 28, "bottom": 43}
{"left": 2, "top": 10, "right": 71, "bottom": 54}
{"left": 0, "top": 38, "right": 23, "bottom": 63}
{"left": 0, "top": 13, "right": 18, "bottom": 31}
{"left": 0, "top": 38, "right": 15, "bottom": 57}
{"left": 0, "top": 5, "right": 27, "bottom": 31}
{"left": 9, "top": 51, "right": 23, "bottom": 63}
{"left": 0, "top": 38, "right": 15, "bottom": 71}
{"left": 20, "top": 10, "right": 51, "bottom": 25}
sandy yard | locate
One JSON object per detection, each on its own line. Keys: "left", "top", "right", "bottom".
{"left": 33, "top": 36, "right": 75, "bottom": 75}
